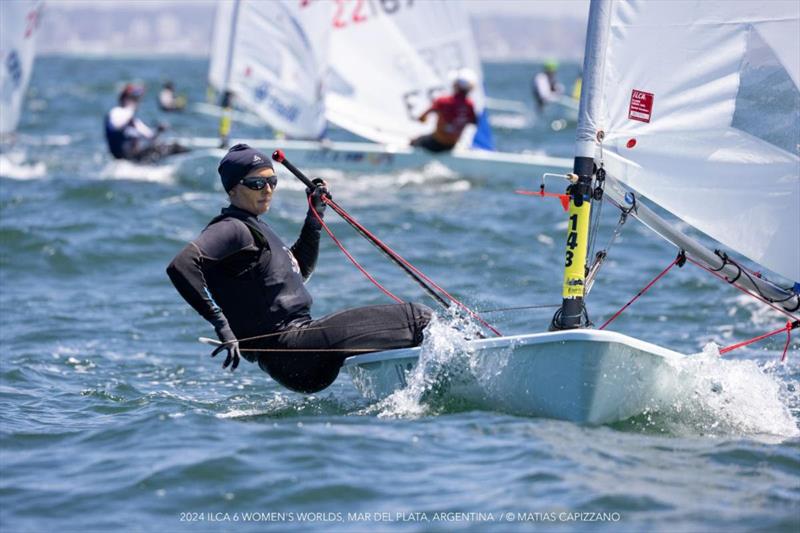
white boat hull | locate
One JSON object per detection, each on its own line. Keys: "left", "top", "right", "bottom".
{"left": 343, "top": 329, "right": 684, "bottom": 424}
{"left": 180, "top": 137, "right": 570, "bottom": 177}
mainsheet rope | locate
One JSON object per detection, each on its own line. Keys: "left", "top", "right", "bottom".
{"left": 308, "top": 196, "right": 502, "bottom": 337}
{"left": 202, "top": 320, "right": 424, "bottom": 352}
{"left": 307, "top": 196, "right": 404, "bottom": 305}
{"left": 272, "top": 150, "right": 502, "bottom": 337}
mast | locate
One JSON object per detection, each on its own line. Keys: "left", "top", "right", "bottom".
{"left": 218, "top": 0, "right": 241, "bottom": 148}
{"left": 552, "top": 0, "right": 611, "bottom": 330}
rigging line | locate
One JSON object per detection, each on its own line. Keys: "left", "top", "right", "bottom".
{"left": 685, "top": 256, "right": 799, "bottom": 321}
{"left": 598, "top": 253, "right": 682, "bottom": 330}
{"left": 585, "top": 200, "right": 628, "bottom": 292}
{"left": 718, "top": 320, "right": 798, "bottom": 362}
{"left": 307, "top": 197, "right": 404, "bottom": 304}
{"left": 322, "top": 199, "right": 448, "bottom": 309}
{"left": 586, "top": 167, "right": 605, "bottom": 264}
{"left": 271, "top": 150, "right": 501, "bottom": 337}
{"left": 605, "top": 194, "right": 797, "bottom": 311}
{"left": 327, "top": 199, "right": 503, "bottom": 337}
{"left": 272, "top": 150, "right": 448, "bottom": 309}
{"left": 588, "top": 193, "right": 631, "bottom": 273}
{"left": 207, "top": 319, "right": 428, "bottom": 346}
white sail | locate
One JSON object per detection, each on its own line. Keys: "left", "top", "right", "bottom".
{"left": 207, "top": 0, "right": 236, "bottom": 95}
{"left": 325, "top": 3, "right": 440, "bottom": 145}
{"left": 207, "top": 0, "right": 332, "bottom": 139}
{"left": 577, "top": 0, "right": 800, "bottom": 282}
{"left": 0, "top": 0, "right": 43, "bottom": 135}
{"left": 326, "top": 0, "right": 493, "bottom": 148}
{"left": 388, "top": 0, "right": 493, "bottom": 149}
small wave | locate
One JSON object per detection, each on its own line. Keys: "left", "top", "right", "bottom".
{"left": 489, "top": 112, "right": 534, "bottom": 130}
{"left": 159, "top": 191, "right": 218, "bottom": 206}
{"left": 99, "top": 159, "right": 178, "bottom": 184}
{"left": 15, "top": 133, "right": 74, "bottom": 146}
{"left": 0, "top": 153, "right": 47, "bottom": 180}
{"left": 217, "top": 391, "right": 355, "bottom": 419}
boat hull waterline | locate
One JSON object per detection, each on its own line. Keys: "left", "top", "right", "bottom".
{"left": 343, "top": 329, "right": 684, "bottom": 424}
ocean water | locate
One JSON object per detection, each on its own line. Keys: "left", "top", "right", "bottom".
{"left": 1, "top": 57, "right": 798, "bottom": 532}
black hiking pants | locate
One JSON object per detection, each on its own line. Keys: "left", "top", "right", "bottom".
{"left": 253, "top": 303, "right": 433, "bottom": 393}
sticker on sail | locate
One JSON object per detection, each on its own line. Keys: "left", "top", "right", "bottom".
{"left": 628, "top": 90, "right": 654, "bottom": 123}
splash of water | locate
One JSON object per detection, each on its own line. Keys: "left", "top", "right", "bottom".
{"left": 0, "top": 152, "right": 47, "bottom": 179}
{"left": 368, "top": 312, "right": 483, "bottom": 419}
{"left": 624, "top": 343, "right": 799, "bottom": 438}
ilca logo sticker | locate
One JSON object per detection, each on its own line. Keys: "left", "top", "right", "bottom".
{"left": 628, "top": 90, "right": 654, "bottom": 123}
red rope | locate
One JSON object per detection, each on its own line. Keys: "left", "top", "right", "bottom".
{"left": 308, "top": 197, "right": 403, "bottom": 304}
{"left": 598, "top": 250, "right": 797, "bottom": 359}
{"left": 334, "top": 205, "right": 502, "bottom": 336}
{"left": 719, "top": 320, "right": 798, "bottom": 361}
{"left": 782, "top": 325, "right": 794, "bottom": 362}
{"left": 310, "top": 197, "right": 503, "bottom": 337}
{"left": 599, "top": 256, "right": 680, "bottom": 330}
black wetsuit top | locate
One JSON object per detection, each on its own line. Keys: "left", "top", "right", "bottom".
{"left": 167, "top": 204, "right": 433, "bottom": 394}
{"left": 166, "top": 205, "right": 320, "bottom": 357}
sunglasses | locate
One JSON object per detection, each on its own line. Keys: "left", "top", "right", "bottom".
{"left": 240, "top": 175, "right": 277, "bottom": 190}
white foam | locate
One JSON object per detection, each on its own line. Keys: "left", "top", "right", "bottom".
{"left": 0, "top": 153, "right": 47, "bottom": 179}
{"left": 216, "top": 391, "right": 305, "bottom": 419}
{"left": 640, "top": 344, "right": 800, "bottom": 438}
{"left": 99, "top": 159, "right": 177, "bottom": 183}
{"left": 489, "top": 112, "right": 534, "bottom": 130}
{"left": 536, "top": 234, "right": 555, "bottom": 246}
{"left": 159, "top": 191, "right": 217, "bottom": 206}
{"left": 368, "top": 312, "right": 483, "bottom": 419}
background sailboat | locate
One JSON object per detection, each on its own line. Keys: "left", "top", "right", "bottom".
{"left": 325, "top": 0, "right": 493, "bottom": 149}
{"left": 185, "top": 0, "right": 569, "bottom": 176}
{"left": 0, "top": 0, "right": 45, "bottom": 179}
{"left": 343, "top": 0, "right": 799, "bottom": 424}
{"left": 206, "top": 0, "right": 332, "bottom": 140}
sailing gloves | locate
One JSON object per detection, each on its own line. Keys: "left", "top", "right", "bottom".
{"left": 306, "top": 178, "right": 330, "bottom": 215}
{"left": 211, "top": 323, "right": 241, "bottom": 371}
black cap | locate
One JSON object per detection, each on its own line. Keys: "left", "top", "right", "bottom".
{"left": 218, "top": 144, "right": 273, "bottom": 192}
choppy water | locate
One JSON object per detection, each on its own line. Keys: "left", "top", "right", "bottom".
{"left": 1, "top": 57, "right": 798, "bottom": 532}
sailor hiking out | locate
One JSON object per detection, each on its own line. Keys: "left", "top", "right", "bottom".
{"left": 167, "top": 144, "right": 432, "bottom": 393}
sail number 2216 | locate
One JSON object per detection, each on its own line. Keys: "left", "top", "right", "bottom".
{"left": 331, "top": 0, "right": 415, "bottom": 29}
